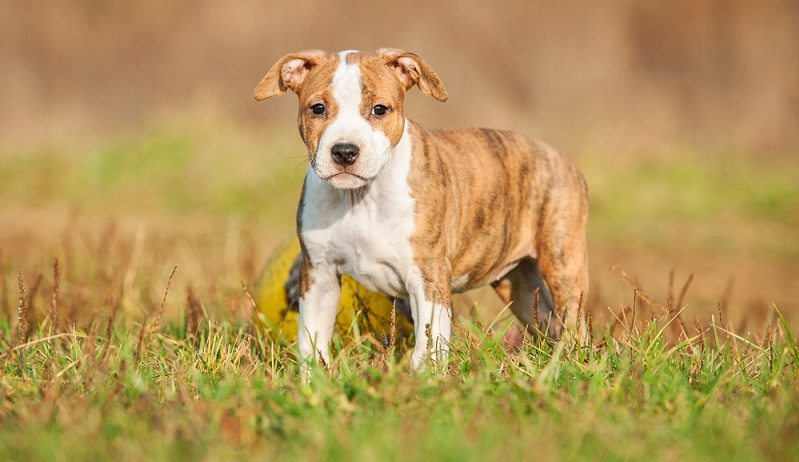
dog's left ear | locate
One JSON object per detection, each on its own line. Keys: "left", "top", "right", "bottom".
{"left": 378, "top": 48, "right": 448, "bottom": 102}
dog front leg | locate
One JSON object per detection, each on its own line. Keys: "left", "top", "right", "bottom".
{"left": 297, "top": 263, "right": 340, "bottom": 368}
{"left": 409, "top": 278, "right": 452, "bottom": 370}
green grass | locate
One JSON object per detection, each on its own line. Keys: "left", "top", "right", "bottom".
{"left": 583, "top": 151, "right": 799, "bottom": 260}
{"left": 0, "top": 121, "right": 306, "bottom": 218}
{"left": 588, "top": 155, "right": 799, "bottom": 222}
{"left": 1, "top": 120, "right": 798, "bottom": 461}
{"left": 1, "top": 281, "right": 797, "bottom": 461}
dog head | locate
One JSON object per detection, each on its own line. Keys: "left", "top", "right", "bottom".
{"left": 254, "top": 49, "right": 447, "bottom": 190}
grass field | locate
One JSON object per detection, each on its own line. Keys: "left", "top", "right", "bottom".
{"left": 3, "top": 2, "right": 799, "bottom": 460}
{"left": 1, "top": 266, "right": 798, "bottom": 461}
{"left": 1, "top": 114, "right": 798, "bottom": 461}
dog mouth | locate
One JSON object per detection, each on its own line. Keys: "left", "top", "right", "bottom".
{"left": 314, "top": 168, "right": 371, "bottom": 183}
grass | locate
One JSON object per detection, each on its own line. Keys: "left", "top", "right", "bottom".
{"left": 583, "top": 150, "right": 799, "bottom": 260}
{"left": 1, "top": 116, "right": 797, "bottom": 461}
{"left": 0, "top": 122, "right": 304, "bottom": 218}
{"left": 3, "top": 5, "right": 799, "bottom": 456}
{"left": 1, "top": 253, "right": 798, "bottom": 461}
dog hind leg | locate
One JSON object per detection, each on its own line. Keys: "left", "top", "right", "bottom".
{"left": 492, "top": 258, "right": 557, "bottom": 337}
{"left": 535, "top": 209, "right": 589, "bottom": 339}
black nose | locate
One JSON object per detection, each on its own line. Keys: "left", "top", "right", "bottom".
{"left": 331, "top": 143, "right": 360, "bottom": 166}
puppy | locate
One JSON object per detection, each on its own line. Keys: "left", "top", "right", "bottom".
{"left": 254, "top": 48, "right": 589, "bottom": 368}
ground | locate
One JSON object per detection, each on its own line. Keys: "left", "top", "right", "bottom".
{"left": 1, "top": 113, "right": 798, "bottom": 460}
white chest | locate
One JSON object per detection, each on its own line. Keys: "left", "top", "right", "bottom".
{"left": 299, "top": 134, "right": 417, "bottom": 298}
{"left": 304, "top": 198, "right": 414, "bottom": 297}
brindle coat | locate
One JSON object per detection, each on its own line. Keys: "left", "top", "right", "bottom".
{"left": 254, "top": 49, "right": 589, "bottom": 367}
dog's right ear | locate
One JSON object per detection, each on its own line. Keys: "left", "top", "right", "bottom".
{"left": 253, "top": 50, "right": 327, "bottom": 101}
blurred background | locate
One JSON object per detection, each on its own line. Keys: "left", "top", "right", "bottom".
{"left": 1, "top": 1, "right": 797, "bottom": 330}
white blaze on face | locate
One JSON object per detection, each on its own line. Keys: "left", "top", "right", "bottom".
{"left": 313, "top": 50, "right": 393, "bottom": 190}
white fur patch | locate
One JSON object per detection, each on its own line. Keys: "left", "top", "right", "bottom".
{"left": 312, "top": 50, "right": 393, "bottom": 190}
{"left": 301, "top": 123, "right": 417, "bottom": 299}
{"left": 297, "top": 51, "right": 453, "bottom": 368}
{"left": 297, "top": 264, "right": 340, "bottom": 365}
{"left": 451, "top": 274, "right": 470, "bottom": 292}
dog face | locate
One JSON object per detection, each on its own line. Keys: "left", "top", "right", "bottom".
{"left": 254, "top": 49, "right": 447, "bottom": 190}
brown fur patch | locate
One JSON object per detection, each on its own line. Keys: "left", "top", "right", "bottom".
{"left": 406, "top": 120, "right": 589, "bottom": 333}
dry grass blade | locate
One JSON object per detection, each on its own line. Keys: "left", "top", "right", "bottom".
{"left": 620, "top": 298, "right": 630, "bottom": 328}
{"left": 607, "top": 305, "right": 634, "bottom": 340}
{"left": 135, "top": 266, "right": 177, "bottom": 364}
{"left": 50, "top": 258, "right": 60, "bottom": 337}
{"left": 533, "top": 287, "right": 540, "bottom": 335}
{"left": 13, "top": 332, "right": 89, "bottom": 352}
{"left": 612, "top": 265, "right": 669, "bottom": 315}
{"left": 149, "top": 266, "right": 177, "bottom": 337}
{"left": 317, "top": 350, "right": 328, "bottom": 370}
{"left": 717, "top": 303, "right": 727, "bottom": 330}
{"left": 425, "top": 323, "right": 432, "bottom": 351}
{"left": 709, "top": 322, "right": 768, "bottom": 354}
{"left": 675, "top": 273, "right": 694, "bottom": 313}
{"left": 241, "top": 281, "right": 257, "bottom": 319}
{"left": 389, "top": 299, "right": 397, "bottom": 352}
{"left": 16, "top": 271, "right": 28, "bottom": 372}
{"left": 17, "top": 271, "right": 28, "bottom": 345}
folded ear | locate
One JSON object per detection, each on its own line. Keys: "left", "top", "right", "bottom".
{"left": 253, "top": 50, "right": 328, "bottom": 101}
{"left": 378, "top": 48, "right": 448, "bottom": 102}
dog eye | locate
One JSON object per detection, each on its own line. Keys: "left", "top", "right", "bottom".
{"left": 372, "top": 105, "right": 389, "bottom": 116}
{"left": 310, "top": 103, "right": 326, "bottom": 115}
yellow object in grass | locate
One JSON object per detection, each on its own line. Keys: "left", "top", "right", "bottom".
{"left": 254, "top": 235, "right": 413, "bottom": 343}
